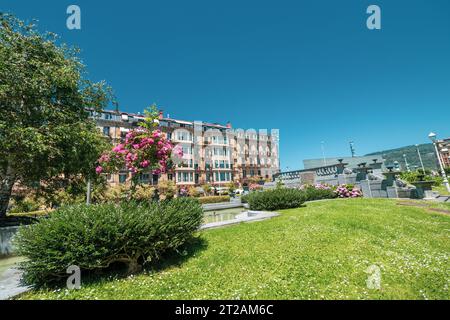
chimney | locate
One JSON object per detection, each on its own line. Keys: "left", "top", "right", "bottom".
{"left": 226, "top": 121, "right": 232, "bottom": 129}
{"left": 159, "top": 111, "right": 163, "bottom": 120}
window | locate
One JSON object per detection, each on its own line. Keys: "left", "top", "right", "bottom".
{"left": 176, "top": 131, "right": 192, "bottom": 141}
{"left": 119, "top": 174, "right": 127, "bottom": 184}
{"left": 182, "top": 146, "right": 192, "bottom": 155}
{"left": 140, "top": 173, "right": 150, "bottom": 183}
{"left": 103, "top": 126, "right": 110, "bottom": 136}
{"left": 177, "top": 172, "right": 193, "bottom": 182}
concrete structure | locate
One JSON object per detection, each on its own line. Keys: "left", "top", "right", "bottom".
{"left": 91, "top": 109, "right": 280, "bottom": 187}
{"left": 303, "top": 155, "right": 384, "bottom": 171}
{"left": 0, "top": 226, "right": 18, "bottom": 256}
{"left": 436, "top": 138, "right": 450, "bottom": 168}
{"left": 272, "top": 157, "right": 430, "bottom": 200}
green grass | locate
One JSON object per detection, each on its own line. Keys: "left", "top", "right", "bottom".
{"left": 20, "top": 198, "right": 450, "bottom": 300}
{"left": 433, "top": 184, "right": 450, "bottom": 196}
{"left": 0, "top": 256, "right": 27, "bottom": 277}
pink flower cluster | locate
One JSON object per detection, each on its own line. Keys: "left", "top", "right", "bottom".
{"left": 96, "top": 128, "right": 183, "bottom": 176}
{"left": 313, "top": 183, "right": 332, "bottom": 190}
{"left": 249, "top": 183, "right": 263, "bottom": 191}
{"left": 299, "top": 183, "right": 332, "bottom": 191}
{"left": 179, "top": 187, "right": 188, "bottom": 196}
{"left": 335, "top": 185, "right": 363, "bottom": 198}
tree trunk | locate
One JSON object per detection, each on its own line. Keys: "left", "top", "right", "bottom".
{"left": 126, "top": 259, "right": 142, "bottom": 275}
{"left": 0, "top": 165, "right": 16, "bottom": 218}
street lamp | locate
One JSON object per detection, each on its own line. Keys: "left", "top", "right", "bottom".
{"left": 415, "top": 144, "right": 426, "bottom": 174}
{"left": 321, "top": 141, "right": 327, "bottom": 166}
{"left": 428, "top": 132, "right": 450, "bottom": 192}
{"left": 403, "top": 154, "right": 410, "bottom": 172}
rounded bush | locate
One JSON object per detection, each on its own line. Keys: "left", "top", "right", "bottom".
{"left": 13, "top": 198, "right": 203, "bottom": 287}
{"left": 301, "top": 185, "right": 337, "bottom": 201}
{"left": 246, "top": 188, "right": 306, "bottom": 211}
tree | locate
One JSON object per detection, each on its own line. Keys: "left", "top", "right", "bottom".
{"left": 97, "top": 106, "right": 183, "bottom": 192}
{"left": 0, "top": 14, "right": 113, "bottom": 217}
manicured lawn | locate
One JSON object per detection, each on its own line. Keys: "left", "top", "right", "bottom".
{"left": 20, "top": 198, "right": 450, "bottom": 300}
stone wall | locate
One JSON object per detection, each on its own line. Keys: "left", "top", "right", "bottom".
{"left": 0, "top": 226, "right": 19, "bottom": 256}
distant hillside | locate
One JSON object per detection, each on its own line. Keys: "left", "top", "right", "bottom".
{"left": 366, "top": 144, "right": 438, "bottom": 171}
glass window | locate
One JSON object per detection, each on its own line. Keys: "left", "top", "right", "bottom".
{"left": 119, "top": 174, "right": 127, "bottom": 184}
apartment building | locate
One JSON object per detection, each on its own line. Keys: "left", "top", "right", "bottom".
{"left": 436, "top": 138, "right": 450, "bottom": 168}
{"left": 91, "top": 109, "right": 280, "bottom": 187}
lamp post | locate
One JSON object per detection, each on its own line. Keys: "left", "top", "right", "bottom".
{"left": 403, "top": 154, "right": 411, "bottom": 172}
{"left": 428, "top": 132, "right": 450, "bottom": 192}
{"left": 415, "top": 144, "right": 426, "bottom": 174}
{"left": 321, "top": 141, "right": 327, "bottom": 166}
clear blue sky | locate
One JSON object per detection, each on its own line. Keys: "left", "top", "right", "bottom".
{"left": 2, "top": 0, "right": 450, "bottom": 170}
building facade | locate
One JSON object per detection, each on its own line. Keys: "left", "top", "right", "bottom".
{"left": 91, "top": 109, "right": 280, "bottom": 187}
{"left": 436, "top": 138, "right": 450, "bottom": 168}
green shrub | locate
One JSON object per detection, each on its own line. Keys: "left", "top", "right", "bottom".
{"left": 198, "top": 196, "right": 230, "bottom": 204}
{"left": 201, "top": 184, "right": 212, "bottom": 196}
{"left": 13, "top": 198, "right": 203, "bottom": 287}
{"left": 157, "top": 180, "right": 177, "bottom": 200}
{"left": 241, "top": 194, "right": 249, "bottom": 204}
{"left": 301, "top": 186, "right": 337, "bottom": 201}
{"left": 92, "top": 184, "right": 130, "bottom": 204}
{"left": 8, "top": 209, "right": 52, "bottom": 218}
{"left": 246, "top": 188, "right": 306, "bottom": 211}
{"left": 133, "top": 184, "right": 157, "bottom": 202}
{"left": 9, "top": 197, "right": 42, "bottom": 213}
{"left": 400, "top": 171, "right": 442, "bottom": 186}
{"left": 188, "top": 186, "right": 201, "bottom": 197}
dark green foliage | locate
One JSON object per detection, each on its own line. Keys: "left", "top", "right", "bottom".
{"left": 400, "top": 171, "right": 443, "bottom": 187}
{"left": 302, "top": 186, "right": 337, "bottom": 201}
{"left": 0, "top": 14, "right": 113, "bottom": 217}
{"left": 197, "top": 196, "right": 230, "bottom": 204}
{"left": 366, "top": 144, "right": 438, "bottom": 170}
{"left": 13, "top": 198, "right": 203, "bottom": 287}
{"left": 246, "top": 188, "right": 306, "bottom": 211}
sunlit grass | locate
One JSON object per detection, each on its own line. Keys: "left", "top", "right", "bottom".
{"left": 433, "top": 184, "right": 450, "bottom": 196}
{"left": 20, "top": 198, "right": 450, "bottom": 300}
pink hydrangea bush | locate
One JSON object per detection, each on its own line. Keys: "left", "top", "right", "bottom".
{"left": 335, "top": 184, "right": 363, "bottom": 198}
{"left": 299, "top": 183, "right": 332, "bottom": 191}
{"left": 97, "top": 127, "right": 183, "bottom": 178}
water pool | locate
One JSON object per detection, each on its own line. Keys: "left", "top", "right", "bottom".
{"left": 203, "top": 207, "right": 246, "bottom": 224}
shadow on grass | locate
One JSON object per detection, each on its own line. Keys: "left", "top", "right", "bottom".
{"left": 146, "top": 236, "right": 209, "bottom": 273}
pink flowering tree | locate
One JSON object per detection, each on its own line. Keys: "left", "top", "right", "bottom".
{"left": 96, "top": 106, "right": 183, "bottom": 192}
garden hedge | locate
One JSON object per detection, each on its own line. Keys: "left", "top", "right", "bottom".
{"left": 246, "top": 188, "right": 307, "bottom": 211}
{"left": 197, "top": 196, "right": 230, "bottom": 204}
{"left": 13, "top": 198, "right": 203, "bottom": 287}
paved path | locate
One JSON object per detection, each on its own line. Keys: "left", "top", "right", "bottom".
{"left": 434, "top": 196, "right": 450, "bottom": 202}
{"left": 0, "top": 258, "right": 30, "bottom": 300}
{"left": 0, "top": 268, "right": 29, "bottom": 300}
{"left": 200, "top": 211, "right": 279, "bottom": 230}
